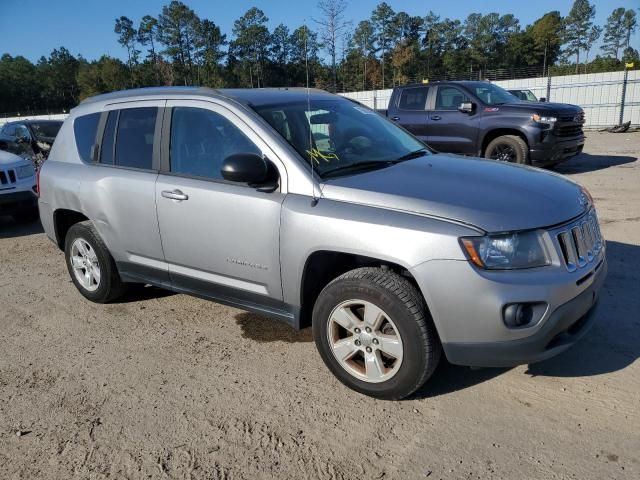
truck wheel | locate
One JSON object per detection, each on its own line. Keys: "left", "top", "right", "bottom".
{"left": 484, "top": 135, "right": 529, "bottom": 164}
{"left": 64, "top": 221, "right": 125, "bottom": 303}
{"left": 312, "top": 267, "right": 441, "bottom": 400}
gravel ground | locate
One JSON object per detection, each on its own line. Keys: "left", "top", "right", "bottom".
{"left": 1, "top": 132, "right": 639, "bottom": 480}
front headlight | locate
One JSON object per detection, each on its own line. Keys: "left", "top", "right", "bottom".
{"left": 532, "top": 113, "right": 557, "bottom": 124}
{"left": 460, "top": 230, "right": 550, "bottom": 270}
{"left": 15, "top": 164, "right": 35, "bottom": 179}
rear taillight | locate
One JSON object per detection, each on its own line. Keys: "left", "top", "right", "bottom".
{"left": 36, "top": 168, "right": 41, "bottom": 197}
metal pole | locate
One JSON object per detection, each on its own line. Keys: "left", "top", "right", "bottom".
{"left": 619, "top": 67, "right": 629, "bottom": 126}
{"left": 546, "top": 74, "right": 552, "bottom": 102}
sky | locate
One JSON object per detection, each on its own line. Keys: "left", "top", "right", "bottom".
{"left": 1, "top": 0, "right": 639, "bottom": 63}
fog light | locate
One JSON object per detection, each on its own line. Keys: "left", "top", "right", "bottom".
{"left": 503, "top": 303, "right": 534, "bottom": 328}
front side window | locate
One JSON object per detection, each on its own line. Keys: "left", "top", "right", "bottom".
{"left": 253, "top": 98, "right": 427, "bottom": 178}
{"left": 169, "top": 107, "right": 260, "bottom": 180}
{"left": 74, "top": 112, "right": 101, "bottom": 163}
{"left": 398, "top": 87, "right": 429, "bottom": 110}
{"left": 435, "top": 87, "right": 469, "bottom": 110}
{"left": 15, "top": 125, "right": 31, "bottom": 140}
{"left": 114, "top": 107, "right": 157, "bottom": 170}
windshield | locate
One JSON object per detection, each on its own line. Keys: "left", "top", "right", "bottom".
{"left": 29, "top": 122, "right": 61, "bottom": 139}
{"left": 468, "top": 83, "right": 519, "bottom": 106}
{"left": 252, "top": 98, "right": 427, "bottom": 178}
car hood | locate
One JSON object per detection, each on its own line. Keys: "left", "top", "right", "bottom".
{"left": 0, "top": 149, "right": 29, "bottom": 167}
{"left": 502, "top": 102, "right": 582, "bottom": 115}
{"left": 321, "top": 154, "right": 587, "bottom": 232}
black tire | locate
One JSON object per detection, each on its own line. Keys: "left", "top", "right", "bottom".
{"left": 64, "top": 221, "right": 125, "bottom": 303}
{"left": 484, "top": 135, "right": 529, "bottom": 164}
{"left": 11, "top": 207, "right": 39, "bottom": 224}
{"left": 312, "top": 267, "right": 441, "bottom": 400}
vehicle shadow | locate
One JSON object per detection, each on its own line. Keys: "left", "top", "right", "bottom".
{"left": 235, "top": 312, "right": 313, "bottom": 343}
{"left": 0, "top": 216, "right": 43, "bottom": 238}
{"left": 526, "top": 240, "right": 639, "bottom": 377}
{"left": 553, "top": 153, "right": 636, "bottom": 174}
{"left": 113, "top": 283, "right": 177, "bottom": 303}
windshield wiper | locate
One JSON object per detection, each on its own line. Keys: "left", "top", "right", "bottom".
{"left": 321, "top": 160, "right": 395, "bottom": 178}
{"left": 392, "top": 148, "right": 429, "bottom": 163}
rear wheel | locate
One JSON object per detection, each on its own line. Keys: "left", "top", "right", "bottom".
{"left": 484, "top": 135, "right": 529, "bottom": 164}
{"left": 64, "top": 221, "right": 125, "bottom": 303}
{"left": 313, "top": 267, "right": 441, "bottom": 400}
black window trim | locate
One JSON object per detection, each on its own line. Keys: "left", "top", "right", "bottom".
{"left": 396, "top": 86, "right": 430, "bottom": 112}
{"left": 92, "top": 106, "right": 163, "bottom": 172}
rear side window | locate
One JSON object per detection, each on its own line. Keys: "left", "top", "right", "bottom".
{"left": 100, "top": 111, "right": 118, "bottom": 165}
{"left": 114, "top": 107, "right": 157, "bottom": 170}
{"left": 74, "top": 113, "right": 100, "bottom": 162}
{"left": 399, "top": 87, "right": 429, "bottom": 110}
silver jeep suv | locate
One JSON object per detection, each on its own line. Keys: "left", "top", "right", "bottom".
{"left": 38, "top": 87, "right": 607, "bottom": 399}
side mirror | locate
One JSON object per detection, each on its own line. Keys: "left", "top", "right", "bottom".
{"left": 539, "top": 97, "right": 547, "bottom": 103}
{"left": 221, "top": 153, "right": 278, "bottom": 191}
{"left": 458, "top": 102, "right": 474, "bottom": 113}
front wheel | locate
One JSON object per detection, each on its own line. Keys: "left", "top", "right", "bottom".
{"left": 484, "top": 135, "right": 529, "bottom": 164}
{"left": 313, "top": 267, "right": 441, "bottom": 400}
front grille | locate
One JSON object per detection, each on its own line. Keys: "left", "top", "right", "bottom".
{"left": 559, "top": 112, "right": 585, "bottom": 123}
{"left": 0, "top": 169, "right": 17, "bottom": 185}
{"left": 557, "top": 124, "right": 583, "bottom": 137}
{"left": 556, "top": 210, "right": 603, "bottom": 272}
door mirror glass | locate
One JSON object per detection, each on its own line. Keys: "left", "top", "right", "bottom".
{"left": 539, "top": 97, "right": 547, "bottom": 102}
{"left": 458, "top": 102, "right": 474, "bottom": 113}
{"left": 221, "top": 153, "right": 271, "bottom": 184}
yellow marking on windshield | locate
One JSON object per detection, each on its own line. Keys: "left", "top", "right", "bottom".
{"left": 306, "top": 148, "right": 340, "bottom": 165}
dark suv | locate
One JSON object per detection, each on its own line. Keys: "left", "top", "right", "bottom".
{"left": 384, "top": 81, "right": 584, "bottom": 166}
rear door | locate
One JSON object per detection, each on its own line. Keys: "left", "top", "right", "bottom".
{"left": 425, "top": 85, "right": 479, "bottom": 155}
{"left": 79, "top": 101, "right": 169, "bottom": 285}
{"left": 389, "top": 86, "right": 430, "bottom": 142}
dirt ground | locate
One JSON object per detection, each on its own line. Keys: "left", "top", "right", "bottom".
{"left": 1, "top": 132, "right": 639, "bottom": 480}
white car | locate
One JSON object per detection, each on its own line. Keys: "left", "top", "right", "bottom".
{"left": 0, "top": 150, "right": 39, "bottom": 223}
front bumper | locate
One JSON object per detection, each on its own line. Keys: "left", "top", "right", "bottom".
{"left": 529, "top": 132, "right": 584, "bottom": 166}
{"left": 442, "top": 258, "right": 606, "bottom": 367}
{"left": 411, "top": 244, "right": 607, "bottom": 368}
{"left": 0, "top": 189, "right": 38, "bottom": 214}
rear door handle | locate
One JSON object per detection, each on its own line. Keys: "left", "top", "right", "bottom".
{"left": 391, "top": 116, "right": 400, "bottom": 121}
{"left": 161, "top": 189, "right": 189, "bottom": 201}
{"left": 430, "top": 115, "right": 442, "bottom": 121}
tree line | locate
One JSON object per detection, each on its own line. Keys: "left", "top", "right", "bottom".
{"left": 0, "top": 0, "right": 638, "bottom": 115}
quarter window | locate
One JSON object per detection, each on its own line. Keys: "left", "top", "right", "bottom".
{"left": 169, "top": 107, "right": 260, "bottom": 180}
{"left": 435, "top": 86, "right": 469, "bottom": 110}
{"left": 74, "top": 112, "right": 101, "bottom": 163}
{"left": 398, "top": 87, "right": 429, "bottom": 110}
{"left": 114, "top": 107, "right": 157, "bottom": 170}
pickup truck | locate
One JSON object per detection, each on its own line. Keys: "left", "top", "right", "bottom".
{"left": 383, "top": 81, "right": 585, "bottom": 166}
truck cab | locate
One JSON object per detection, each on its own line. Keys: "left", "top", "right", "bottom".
{"left": 385, "top": 81, "right": 585, "bottom": 166}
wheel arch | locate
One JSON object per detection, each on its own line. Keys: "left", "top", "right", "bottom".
{"left": 480, "top": 128, "right": 529, "bottom": 156}
{"left": 298, "top": 249, "right": 424, "bottom": 329}
{"left": 53, "top": 208, "right": 89, "bottom": 250}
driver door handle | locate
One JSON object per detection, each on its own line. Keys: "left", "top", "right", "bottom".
{"left": 391, "top": 116, "right": 400, "bottom": 121}
{"left": 430, "top": 115, "right": 442, "bottom": 121}
{"left": 161, "top": 189, "right": 189, "bottom": 201}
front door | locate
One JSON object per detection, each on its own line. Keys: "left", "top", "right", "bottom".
{"left": 425, "top": 85, "right": 479, "bottom": 155}
{"left": 155, "top": 100, "right": 286, "bottom": 307}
